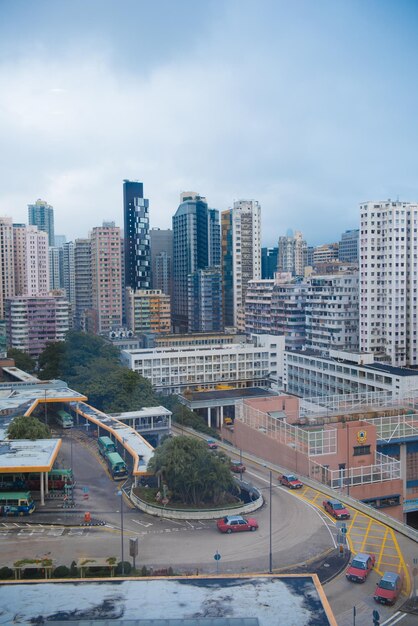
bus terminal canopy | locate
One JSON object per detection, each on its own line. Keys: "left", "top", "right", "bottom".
{"left": 75, "top": 402, "right": 154, "bottom": 476}
{"left": 0, "top": 439, "right": 61, "bottom": 474}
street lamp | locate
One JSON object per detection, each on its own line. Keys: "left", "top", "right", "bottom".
{"left": 117, "top": 489, "right": 125, "bottom": 575}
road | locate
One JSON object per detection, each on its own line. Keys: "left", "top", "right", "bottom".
{"left": 0, "top": 427, "right": 416, "bottom": 626}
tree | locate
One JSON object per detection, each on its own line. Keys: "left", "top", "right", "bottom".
{"left": 7, "top": 415, "right": 51, "bottom": 440}
{"left": 7, "top": 349, "right": 36, "bottom": 374}
{"left": 148, "top": 436, "right": 234, "bottom": 506}
{"left": 158, "top": 395, "right": 219, "bottom": 438}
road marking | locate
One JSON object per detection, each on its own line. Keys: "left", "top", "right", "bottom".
{"left": 164, "top": 518, "right": 183, "bottom": 526}
{"left": 67, "top": 529, "right": 84, "bottom": 536}
{"left": 131, "top": 519, "right": 153, "bottom": 528}
{"left": 359, "top": 517, "right": 373, "bottom": 553}
{"left": 185, "top": 521, "right": 194, "bottom": 528}
{"left": 47, "top": 529, "right": 65, "bottom": 536}
{"left": 381, "top": 613, "right": 406, "bottom": 626}
{"left": 375, "top": 527, "right": 389, "bottom": 573}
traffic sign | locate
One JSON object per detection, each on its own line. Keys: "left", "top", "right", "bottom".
{"left": 372, "top": 609, "right": 380, "bottom": 625}
{"left": 214, "top": 551, "right": 221, "bottom": 561}
{"left": 341, "top": 526, "right": 347, "bottom": 534}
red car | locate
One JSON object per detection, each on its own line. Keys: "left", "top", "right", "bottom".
{"left": 374, "top": 572, "right": 403, "bottom": 605}
{"left": 207, "top": 439, "right": 218, "bottom": 450}
{"left": 346, "top": 553, "right": 375, "bottom": 583}
{"left": 323, "top": 499, "right": 350, "bottom": 520}
{"left": 279, "top": 474, "right": 303, "bottom": 489}
{"left": 217, "top": 515, "right": 258, "bottom": 533}
{"left": 230, "top": 460, "right": 246, "bottom": 473}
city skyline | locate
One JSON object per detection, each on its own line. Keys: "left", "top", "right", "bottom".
{"left": 1, "top": 1, "right": 418, "bottom": 245}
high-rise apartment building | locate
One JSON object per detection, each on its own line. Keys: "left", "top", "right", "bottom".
{"left": 339, "top": 229, "right": 359, "bottom": 263}
{"left": 188, "top": 268, "right": 223, "bottom": 333}
{"left": 74, "top": 238, "right": 92, "bottom": 330}
{"left": 28, "top": 199, "right": 55, "bottom": 246}
{"left": 271, "top": 275, "right": 307, "bottom": 350}
{"left": 123, "top": 180, "right": 150, "bottom": 291}
{"left": 305, "top": 272, "right": 359, "bottom": 352}
{"left": 150, "top": 228, "right": 173, "bottom": 295}
{"left": 49, "top": 247, "right": 62, "bottom": 291}
{"left": 278, "top": 231, "right": 306, "bottom": 277}
{"left": 360, "top": 200, "right": 418, "bottom": 366}
{"left": 61, "top": 242, "right": 76, "bottom": 317}
{"left": 0, "top": 217, "right": 15, "bottom": 319}
{"left": 126, "top": 288, "right": 171, "bottom": 335}
{"left": 261, "top": 247, "right": 278, "bottom": 279}
{"left": 222, "top": 200, "right": 261, "bottom": 330}
{"left": 90, "top": 222, "right": 123, "bottom": 334}
{"left": 172, "top": 192, "right": 221, "bottom": 332}
{"left": 5, "top": 295, "right": 70, "bottom": 358}
{"left": 245, "top": 279, "right": 275, "bottom": 335}
{"left": 13, "top": 224, "right": 49, "bottom": 297}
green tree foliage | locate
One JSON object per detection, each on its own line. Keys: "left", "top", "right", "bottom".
{"left": 37, "top": 332, "right": 158, "bottom": 413}
{"left": 148, "top": 436, "right": 234, "bottom": 506}
{"left": 7, "top": 415, "right": 51, "bottom": 440}
{"left": 7, "top": 349, "right": 36, "bottom": 374}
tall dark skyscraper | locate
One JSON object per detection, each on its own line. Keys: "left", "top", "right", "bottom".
{"left": 172, "top": 192, "right": 221, "bottom": 333}
{"left": 123, "top": 180, "right": 150, "bottom": 291}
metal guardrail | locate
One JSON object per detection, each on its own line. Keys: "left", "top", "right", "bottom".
{"left": 172, "top": 424, "right": 418, "bottom": 543}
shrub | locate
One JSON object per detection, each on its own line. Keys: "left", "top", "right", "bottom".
{"left": 116, "top": 561, "right": 132, "bottom": 575}
{"left": 140, "top": 565, "right": 149, "bottom": 577}
{"left": 0, "top": 566, "right": 13, "bottom": 580}
{"left": 70, "top": 561, "right": 78, "bottom": 577}
{"left": 53, "top": 565, "right": 70, "bottom": 578}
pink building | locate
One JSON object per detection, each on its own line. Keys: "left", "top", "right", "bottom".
{"left": 90, "top": 222, "right": 123, "bottom": 334}
{"left": 227, "top": 396, "right": 405, "bottom": 522}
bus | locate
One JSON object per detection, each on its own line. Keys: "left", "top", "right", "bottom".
{"left": 105, "top": 452, "right": 128, "bottom": 480}
{"left": 0, "top": 474, "right": 26, "bottom": 491}
{"left": 25, "top": 469, "right": 74, "bottom": 491}
{"left": 98, "top": 436, "right": 116, "bottom": 457}
{"left": 56, "top": 410, "right": 74, "bottom": 429}
{"left": 0, "top": 491, "right": 35, "bottom": 516}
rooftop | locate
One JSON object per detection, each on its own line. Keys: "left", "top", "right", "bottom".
{"left": 0, "top": 438, "right": 61, "bottom": 472}
{"left": 0, "top": 576, "right": 336, "bottom": 626}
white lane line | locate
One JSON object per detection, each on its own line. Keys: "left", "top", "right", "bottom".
{"left": 381, "top": 612, "right": 406, "bottom": 626}
{"left": 164, "top": 518, "right": 184, "bottom": 525}
{"left": 185, "top": 521, "right": 194, "bottom": 528}
{"left": 131, "top": 519, "right": 153, "bottom": 528}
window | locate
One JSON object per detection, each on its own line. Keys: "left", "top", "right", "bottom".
{"left": 353, "top": 445, "right": 371, "bottom": 456}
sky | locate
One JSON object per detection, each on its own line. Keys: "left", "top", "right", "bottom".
{"left": 1, "top": 0, "right": 418, "bottom": 246}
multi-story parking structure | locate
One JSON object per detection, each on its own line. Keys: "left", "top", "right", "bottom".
{"left": 121, "top": 334, "right": 284, "bottom": 395}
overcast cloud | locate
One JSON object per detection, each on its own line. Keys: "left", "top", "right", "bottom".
{"left": 1, "top": 0, "right": 418, "bottom": 245}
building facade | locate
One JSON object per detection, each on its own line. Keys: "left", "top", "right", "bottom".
{"left": 222, "top": 200, "right": 261, "bottom": 330}
{"left": 0, "top": 217, "right": 15, "bottom": 319}
{"left": 313, "top": 243, "right": 339, "bottom": 266}
{"left": 339, "top": 229, "right": 359, "bottom": 263}
{"left": 271, "top": 276, "right": 307, "bottom": 350}
{"left": 360, "top": 200, "right": 418, "bottom": 366}
{"left": 123, "top": 180, "right": 151, "bottom": 291}
{"left": 90, "top": 222, "right": 123, "bottom": 333}
{"left": 126, "top": 288, "right": 171, "bottom": 335}
{"left": 305, "top": 272, "right": 359, "bottom": 352}
{"left": 284, "top": 348, "right": 418, "bottom": 398}
{"left": 121, "top": 334, "right": 283, "bottom": 395}
{"left": 172, "top": 193, "right": 220, "bottom": 333}
{"left": 74, "top": 238, "right": 92, "bottom": 331}
{"left": 150, "top": 228, "right": 173, "bottom": 295}
{"left": 244, "top": 279, "right": 275, "bottom": 335}
{"left": 187, "top": 268, "right": 223, "bottom": 332}
{"left": 5, "top": 295, "right": 70, "bottom": 357}
{"left": 13, "top": 224, "right": 49, "bottom": 297}
{"left": 278, "top": 231, "right": 306, "bottom": 277}
{"left": 28, "top": 199, "right": 55, "bottom": 246}
{"left": 261, "top": 247, "right": 278, "bottom": 279}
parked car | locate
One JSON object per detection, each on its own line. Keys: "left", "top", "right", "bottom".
{"left": 217, "top": 515, "right": 258, "bottom": 533}
{"left": 279, "top": 474, "right": 303, "bottom": 489}
{"left": 323, "top": 499, "right": 350, "bottom": 520}
{"left": 346, "top": 553, "right": 376, "bottom": 583}
{"left": 374, "top": 571, "right": 403, "bottom": 605}
{"left": 207, "top": 439, "right": 218, "bottom": 450}
{"left": 230, "top": 460, "right": 246, "bottom": 473}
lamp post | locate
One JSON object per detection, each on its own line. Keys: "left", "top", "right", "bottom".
{"left": 117, "top": 490, "right": 125, "bottom": 574}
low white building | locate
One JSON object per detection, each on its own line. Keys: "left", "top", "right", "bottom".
{"left": 121, "top": 334, "right": 284, "bottom": 394}
{"left": 284, "top": 348, "right": 418, "bottom": 398}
